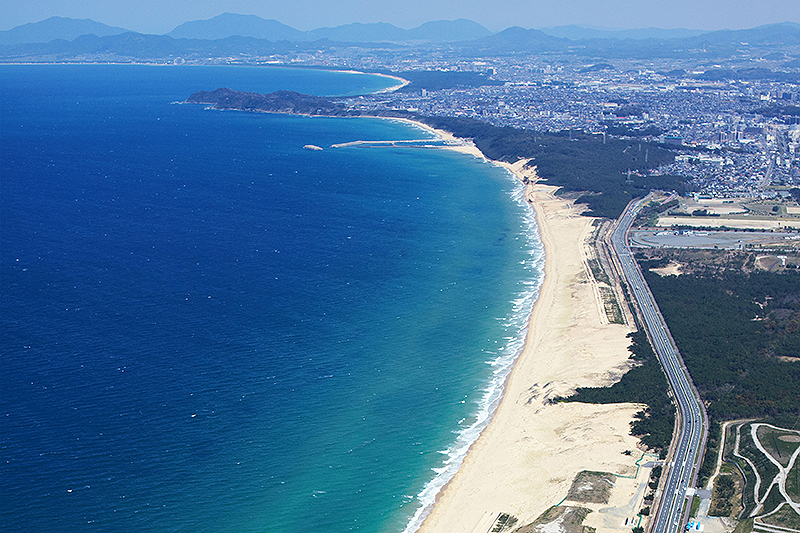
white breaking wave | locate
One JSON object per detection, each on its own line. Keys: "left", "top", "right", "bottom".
{"left": 401, "top": 172, "right": 545, "bottom": 533}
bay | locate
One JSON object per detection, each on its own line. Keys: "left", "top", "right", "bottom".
{"left": 0, "top": 65, "right": 543, "bottom": 533}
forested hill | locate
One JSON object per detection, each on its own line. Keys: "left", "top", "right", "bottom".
{"left": 187, "top": 88, "right": 685, "bottom": 219}
{"left": 186, "top": 88, "right": 348, "bottom": 116}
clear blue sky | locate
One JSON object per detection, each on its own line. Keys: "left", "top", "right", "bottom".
{"left": 2, "top": 0, "right": 799, "bottom": 34}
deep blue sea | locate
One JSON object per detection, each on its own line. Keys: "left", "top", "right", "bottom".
{"left": 0, "top": 65, "right": 543, "bottom": 533}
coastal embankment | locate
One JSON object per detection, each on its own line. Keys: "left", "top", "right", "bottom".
{"left": 399, "top": 119, "right": 648, "bottom": 533}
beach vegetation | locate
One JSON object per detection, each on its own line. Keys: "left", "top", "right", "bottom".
{"left": 651, "top": 465, "right": 662, "bottom": 480}
{"left": 599, "top": 286, "right": 625, "bottom": 324}
{"left": 566, "top": 471, "right": 616, "bottom": 504}
{"left": 557, "top": 330, "right": 675, "bottom": 452}
{"left": 588, "top": 257, "right": 611, "bottom": 286}
{"left": 513, "top": 506, "right": 593, "bottom": 533}
{"left": 492, "top": 513, "right": 519, "bottom": 532}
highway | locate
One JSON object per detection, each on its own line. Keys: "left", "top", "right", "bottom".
{"left": 610, "top": 198, "right": 708, "bottom": 533}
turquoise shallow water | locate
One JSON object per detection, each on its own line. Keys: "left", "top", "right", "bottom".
{"left": 0, "top": 65, "right": 543, "bottom": 532}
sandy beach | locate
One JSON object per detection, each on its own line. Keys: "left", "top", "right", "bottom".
{"left": 397, "top": 120, "right": 650, "bottom": 533}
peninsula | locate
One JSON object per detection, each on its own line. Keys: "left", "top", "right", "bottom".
{"left": 186, "top": 88, "right": 348, "bottom": 116}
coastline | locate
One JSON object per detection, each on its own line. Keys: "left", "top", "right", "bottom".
{"left": 4, "top": 64, "right": 654, "bottom": 533}
{"left": 394, "top": 118, "right": 646, "bottom": 533}
{"left": 370, "top": 72, "right": 410, "bottom": 93}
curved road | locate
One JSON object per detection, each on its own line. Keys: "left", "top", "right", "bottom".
{"left": 611, "top": 198, "right": 708, "bottom": 533}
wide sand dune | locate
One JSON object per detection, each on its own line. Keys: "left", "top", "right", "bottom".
{"left": 415, "top": 161, "right": 646, "bottom": 533}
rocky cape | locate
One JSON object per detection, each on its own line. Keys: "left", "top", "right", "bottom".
{"left": 185, "top": 88, "right": 352, "bottom": 116}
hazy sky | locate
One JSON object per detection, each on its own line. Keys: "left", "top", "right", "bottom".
{"left": 2, "top": 0, "right": 799, "bottom": 34}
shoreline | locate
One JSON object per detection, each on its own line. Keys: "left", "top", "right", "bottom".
{"left": 391, "top": 118, "right": 646, "bottom": 533}
{"left": 369, "top": 72, "right": 410, "bottom": 93}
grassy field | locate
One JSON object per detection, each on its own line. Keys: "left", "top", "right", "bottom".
{"left": 787, "top": 459, "right": 800, "bottom": 501}
{"left": 719, "top": 421, "right": 800, "bottom": 521}
{"left": 733, "top": 517, "right": 754, "bottom": 533}
{"left": 755, "top": 425, "right": 800, "bottom": 469}
{"left": 513, "top": 506, "right": 594, "bottom": 533}
{"left": 759, "top": 503, "right": 800, "bottom": 529}
{"left": 736, "top": 425, "right": 780, "bottom": 507}
{"left": 565, "top": 471, "right": 616, "bottom": 504}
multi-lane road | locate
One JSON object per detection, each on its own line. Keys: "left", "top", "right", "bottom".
{"left": 610, "top": 198, "right": 708, "bottom": 533}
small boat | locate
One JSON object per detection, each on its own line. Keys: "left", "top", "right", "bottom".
{"left": 303, "top": 144, "right": 323, "bottom": 151}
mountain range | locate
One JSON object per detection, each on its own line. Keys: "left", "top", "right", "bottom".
{"left": 1, "top": 14, "right": 799, "bottom": 65}
{"left": 0, "top": 16, "right": 129, "bottom": 45}
{"left": 9, "top": 13, "right": 798, "bottom": 46}
{"left": 0, "top": 14, "right": 493, "bottom": 45}
{"left": 540, "top": 25, "right": 709, "bottom": 40}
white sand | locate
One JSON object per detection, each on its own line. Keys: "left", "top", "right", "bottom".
{"left": 415, "top": 178, "right": 646, "bottom": 533}
{"left": 371, "top": 118, "right": 650, "bottom": 533}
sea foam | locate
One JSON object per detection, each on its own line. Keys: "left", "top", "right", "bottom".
{"left": 401, "top": 173, "right": 545, "bottom": 533}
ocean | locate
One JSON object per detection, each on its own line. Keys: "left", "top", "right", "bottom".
{"left": 0, "top": 65, "right": 543, "bottom": 533}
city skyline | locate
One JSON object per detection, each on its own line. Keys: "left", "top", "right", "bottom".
{"left": 2, "top": 0, "right": 799, "bottom": 35}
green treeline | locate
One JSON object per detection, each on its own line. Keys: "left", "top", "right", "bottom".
{"left": 558, "top": 330, "right": 676, "bottom": 452}
{"left": 635, "top": 199, "right": 679, "bottom": 226}
{"left": 642, "top": 265, "right": 800, "bottom": 483}
{"left": 641, "top": 266, "right": 800, "bottom": 421}
{"left": 393, "top": 70, "right": 504, "bottom": 92}
{"left": 751, "top": 105, "right": 800, "bottom": 117}
{"left": 560, "top": 267, "right": 800, "bottom": 456}
{"left": 417, "top": 115, "right": 685, "bottom": 218}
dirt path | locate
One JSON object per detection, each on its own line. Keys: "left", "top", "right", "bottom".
{"left": 749, "top": 424, "right": 800, "bottom": 516}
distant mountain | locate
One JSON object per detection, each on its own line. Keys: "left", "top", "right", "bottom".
{"left": 2, "top": 15, "right": 800, "bottom": 64}
{"left": 465, "top": 23, "right": 800, "bottom": 59}
{"left": 462, "top": 26, "right": 567, "bottom": 53}
{"left": 169, "top": 14, "right": 491, "bottom": 43}
{"left": 0, "top": 16, "right": 130, "bottom": 45}
{"left": 541, "top": 25, "right": 708, "bottom": 41}
{"left": 404, "top": 19, "right": 493, "bottom": 42}
{"left": 306, "top": 22, "right": 407, "bottom": 42}
{"left": 0, "top": 33, "right": 325, "bottom": 62}
{"left": 685, "top": 22, "right": 800, "bottom": 47}
{"left": 167, "top": 13, "right": 305, "bottom": 41}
